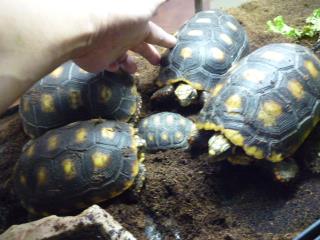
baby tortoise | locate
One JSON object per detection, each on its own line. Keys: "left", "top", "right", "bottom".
{"left": 152, "top": 9, "right": 249, "bottom": 107}
{"left": 196, "top": 43, "right": 320, "bottom": 182}
{"left": 13, "top": 119, "right": 146, "bottom": 215}
{"left": 137, "top": 112, "right": 197, "bottom": 151}
{"left": 20, "top": 61, "right": 141, "bottom": 138}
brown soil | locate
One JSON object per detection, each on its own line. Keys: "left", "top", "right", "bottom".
{"left": 1, "top": 0, "right": 320, "bottom": 239}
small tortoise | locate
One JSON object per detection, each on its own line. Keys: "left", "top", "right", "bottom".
{"left": 151, "top": 9, "right": 249, "bottom": 107}
{"left": 196, "top": 43, "right": 320, "bottom": 181}
{"left": 13, "top": 119, "right": 146, "bottom": 215}
{"left": 138, "top": 112, "right": 197, "bottom": 151}
{"left": 20, "top": 61, "right": 141, "bottom": 138}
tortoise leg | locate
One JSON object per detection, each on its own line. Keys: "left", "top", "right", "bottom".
{"left": 208, "top": 134, "right": 231, "bottom": 158}
{"left": 132, "top": 164, "right": 146, "bottom": 194}
{"left": 150, "top": 85, "right": 175, "bottom": 102}
{"left": 272, "top": 158, "right": 299, "bottom": 182}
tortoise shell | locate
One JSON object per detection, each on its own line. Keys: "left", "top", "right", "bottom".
{"left": 20, "top": 61, "right": 141, "bottom": 138}
{"left": 157, "top": 9, "right": 249, "bottom": 91}
{"left": 197, "top": 43, "right": 320, "bottom": 162}
{"left": 138, "top": 112, "right": 196, "bottom": 151}
{"left": 13, "top": 119, "right": 142, "bottom": 214}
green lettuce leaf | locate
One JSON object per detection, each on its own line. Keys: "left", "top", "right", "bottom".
{"left": 267, "top": 16, "right": 302, "bottom": 38}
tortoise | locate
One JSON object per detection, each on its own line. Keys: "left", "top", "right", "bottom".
{"left": 13, "top": 119, "right": 146, "bottom": 215}
{"left": 151, "top": 9, "right": 249, "bottom": 107}
{"left": 137, "top": 112, "right": 197, "bottom": 151}
{"left": 20, "top": 61, "right": 141, "bottom": 138}
{"left": 195, "top": 43, "right": 320, "bottom": 182}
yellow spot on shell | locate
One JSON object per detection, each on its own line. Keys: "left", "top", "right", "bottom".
{"left": 257, "top": 100, "right": 283, "bottom": 127}
{"left": 180, "top": 47, "right": 193, "bottom": 59}
{"left": 192, "top": 82, "right": 203, "bottom": 90}
{"left": 41, "top": 94, "right": 55, "bottom": 113}
{"left": 50, "top": 66, "right": 64, "bottom": 78}
{"left": 225, "top": 94, "right": 242, "bottom": 112}
{"left": 175, "top": 131, "right": 184, "bottom": 141}
{"left": 179, "top": 118, "right": 186, "bottom": 126}
{"left": 304, "top": 60, "right": 319, "bottom": 79}
{"left": 153, "top": 116, "right": 161, "bottom": 126}
{"left": 132, "top": 160, "right": 140, "bottom": 177}
{"left": 110, "top": 190, "right": 123, "bottom": 198}
{"left": 196, "top": 122, "right": 220, "bottom": 131}
{"left": 220, "top": 33, "right": 233, "bottom": 45}
{"left": 243, "top": 145, "right": 264, "bottom": 159}
{"left": 148, "top": 133, "right": 154, "bottom": 142}
{"left": 187, "top": 30, "right": 203, "bottom": 36}
{"left": 91, "top": 152, "right": 110, "bottom": 169}
{"left": 288, "top": 80, "right": 304, "bottom": 100}
{"left": 211, "top": 83, "right": 224, "bottom": 97}
{"left": 227, "top": 21, "right": 238, "bottom": 31}
{"left": 212, "top": 47, "right": 225, "bottom": 61}
{"left": 123, "top": 179, "right": 134, "bottom": 190}
{"left": 243, "top": 69, "right": 266, "bottom": 83}
{"left": 161, "top": 132, "right": 169, "bottom": 141}
{"left": 166, "top": 115, "right": 174, "bottom": 124}
{"left": 269, "top": 152, "right": 283, "bottom": 162}
{"left": 62, "top": 159, "right": 76, "bottom": 180}
{"left": 223, "top": 129, "right": 245, "bottom": 146}
{"left": 139, "top": 152, "right": 145, "bottom": 162}
{"left": 101, "top": 128, "right": 115, "bottom": 139}
{"left": 99, "top": 85, "right": 112, "bottom": 103}
{"left": 47, "top": 135, "right": 59, "bottom": 151}
{"left": 26, "top": 144, "right": 35, "bottom": 157}
{"left": 196, "top": 18, "right": 211, "bottom": 23}
{"left": 68, "top": 90, "right": 82, "bottom": 109}
{"left": 75, "top": 128, "right": 87, "bottom": 143}
{"left": 131, "top": 86, "right": 138, "bottom": 96}
{"left": 37, "top": 167, "right": 47, "bottom": 186}
{"left": 22, "top": 99, "right": 30, "bottom": 112}
{"left": 261, "top": 51, "right": 284, "bottom": 62}
{"left": 129, "top": 101, "right": 137, "bottom": 115}
{"left": 142, "top": 119, "right": 148, "bottom": 128}
{"left": 20, "top": 175, "right": 27, "bottom": 185}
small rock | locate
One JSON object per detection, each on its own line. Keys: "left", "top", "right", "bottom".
{"left": 0, "top": 205, "right": 136, "bottom": 240}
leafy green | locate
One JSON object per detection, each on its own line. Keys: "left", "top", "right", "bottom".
{"left": 267, "top": 16, "right": 302, "bottom": 38}
{"left": 267, "top": 8, "right": 320, "bottom": 39}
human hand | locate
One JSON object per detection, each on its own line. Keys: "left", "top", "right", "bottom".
{"left": 0, "top": 0, "right": 176, "bottom": 114}
{"left": 73, "top": 0, "right": 177, "bottom": 73}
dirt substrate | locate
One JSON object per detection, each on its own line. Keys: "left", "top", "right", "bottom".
{"left": 1, "top": 0, "right": 320, "bottom": 239}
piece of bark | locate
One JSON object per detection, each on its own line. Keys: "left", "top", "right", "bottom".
{"left": 0, "top": 205, "right": 136, "bottom": 240}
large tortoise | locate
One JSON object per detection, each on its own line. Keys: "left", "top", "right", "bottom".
{"left": 196, "top": 43, "right": 320, "bottom": 181}
{"left": 152, "top": 9, "right": 249, "bottom": 107}
{"left": 20, "top": 61, "right": 141, "bottom": 138}
{"left": 13, "top": 119, "right": 146, "bottom": 215}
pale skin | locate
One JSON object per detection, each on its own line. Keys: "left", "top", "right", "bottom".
{"left": 0, "top": 0, "right": 177, "bottom": 115}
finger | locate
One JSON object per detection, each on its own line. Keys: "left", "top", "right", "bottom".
{"left": 131, "top": 42, "right": 161, "bottom": 65}
{"left": 105, "top": 62, "right": 120, "bottom": 72}
{"left": 145, "top": 21, "right": 177, "bottom": 48}
{"left": 119, "top": 55, "right": 137, "bottom": 74}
